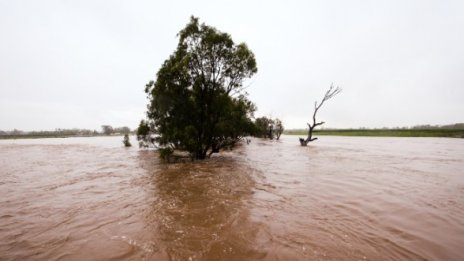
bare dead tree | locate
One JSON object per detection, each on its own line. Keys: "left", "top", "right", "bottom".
{"left": 299, "top": 84, "right": 342, "bottom": 146}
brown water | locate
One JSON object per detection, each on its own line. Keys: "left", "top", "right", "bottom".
{"left": 1, "top": 136, "right": 463, "bottom": 260}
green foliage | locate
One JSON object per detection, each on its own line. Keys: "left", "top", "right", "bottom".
{"left": 136, "top": 120, "right": 150, "bottom": 138}
{"left": 158, "top": 147, "right": 174, "bottom": 161}
{"left": 143, "top": 16, "right": 258, "bottom": 159}
{"left": 122, "top": 134, "right": 131, "bottom": 147}
{"left": 136, "top": 120, "right": 152, "bottom": 148}
{"left": 253, "top": 117, "right": 284, "bottom": 140}
{"left": 254, "top": 117, "right": 274, "bottom": 139}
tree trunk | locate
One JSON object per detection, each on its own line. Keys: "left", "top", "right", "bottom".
{"left": 300, "top": 85, "right": 341, "bottom": 146}
{"left": 299, "top": 126, "right": 318, "bottom": 146}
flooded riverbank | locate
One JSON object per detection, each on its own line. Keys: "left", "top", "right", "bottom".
{"left": 1, "top": 136, "right": 463, "bottom": 260}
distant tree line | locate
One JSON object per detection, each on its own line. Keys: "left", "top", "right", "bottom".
{"left": 284, "top": 123, "right": 464, "bottom": 134}
{"left": 0, "top": 125, "right": 133, "bottom": 138}
{"left": 0, "top": 128, "right": 99, "bottom": 137}
{"left": 101, "top": 125, "right": 131, "bottom": 135}
{"left": 410, "top": 123, "right": 464, "bottom": 130}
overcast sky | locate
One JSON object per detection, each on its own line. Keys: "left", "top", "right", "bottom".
{"left": 0, "top": 0, "right": 463, "bottom": 131}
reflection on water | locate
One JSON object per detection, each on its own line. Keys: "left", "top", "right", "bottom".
{"left": 139, "top": 154, "right": 266, "bottom": 260}
{"left": 0, "top": 136, "right": 463, "bottom": 260}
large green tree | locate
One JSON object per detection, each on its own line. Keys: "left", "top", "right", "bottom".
{"left": 143, "top": 17, "right": 257, "bottom": 159}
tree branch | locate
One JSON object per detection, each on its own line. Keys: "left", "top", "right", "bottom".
{"left": 302, "top": 84, "right": 341, "bottom": 145}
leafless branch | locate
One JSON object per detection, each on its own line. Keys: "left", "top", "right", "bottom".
{"left": 300, "top": 84, "right": 342, "bottom": 146}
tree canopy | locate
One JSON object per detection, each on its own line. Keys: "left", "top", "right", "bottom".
{"left": 143, "top": 16, "right": 257, "bottom": 159}
{"left": 254, "top": 117, "right": 284, "bottom": 140}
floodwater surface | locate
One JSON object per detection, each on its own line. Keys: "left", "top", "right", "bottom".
{"left": 0, "top": 136, "right": 463, "bottom": 260}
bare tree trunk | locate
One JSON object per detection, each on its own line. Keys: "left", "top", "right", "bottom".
{"left": 300, "top": 84, "right": 341, "bottom": 146}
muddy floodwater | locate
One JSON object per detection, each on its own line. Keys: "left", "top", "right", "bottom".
{"left": 1, "top": 136, "right": 463, "bottom": 260}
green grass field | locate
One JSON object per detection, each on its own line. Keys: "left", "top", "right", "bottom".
{"left": 284, "top": 129, "right": 464, "bottom": 138}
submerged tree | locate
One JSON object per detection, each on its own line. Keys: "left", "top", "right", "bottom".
{"left": 254, "top": 117, "right": 274, "bottom": 139}
{"left": 299, "top": 84, "right": 341, "bottom": 146}
{"left": 253, "top": 117, "right": 284, "bottom": 140}
{"left": 143, "top": 16, "right": 257, "bottom": 159}
{"left": 122, "top": 134, "right": 131, "bottom": 147}
{"left": 274, "top": 119, "right": 284, "bottom": 140}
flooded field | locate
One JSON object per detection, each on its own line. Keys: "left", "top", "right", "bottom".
{"left": 1, "top": 135, "right": 463, "bottom": 260}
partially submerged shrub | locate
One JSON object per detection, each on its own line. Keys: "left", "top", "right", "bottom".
{"left": 253, "top": 117, "right": 284, "bottom": 140}
{"left": 122, "top": 134, "right": 131, "bottom": 147}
